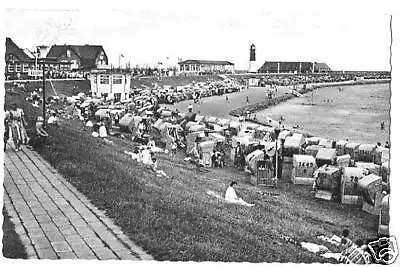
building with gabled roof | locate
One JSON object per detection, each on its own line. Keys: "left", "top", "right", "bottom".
{"left": 5, "top": 37, "right": 40, "bottom": 80}
{"left": 178, "top": 59, "right": 234, "bottom": 74}
{"left": 258, "top": 61, "right": 331, "bottom": 74}
{"left": 46, "top": 44, "right": 108, "bottom": 70}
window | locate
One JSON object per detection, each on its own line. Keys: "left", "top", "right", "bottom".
{"left": 23, "top": 64, "right": 29, "bottom": 73}
{"left": 100, "top": 75, "right": 110, "bottom": 84}
{"left": 113, "top": 75, "right": 123, "bottom": 84}
{"left": 15, "top": 64, "right": 22, "bottom": 73}
{"left": 71, "top": 60, "right": 78, "bottom": 69}
{"left": 7, "top": 64, "right": 14, "bottom": 72}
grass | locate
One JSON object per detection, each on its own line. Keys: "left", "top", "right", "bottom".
{"left": 3, "top": 84, "right": 379, "bottom": 262}
{"left": 2, "top": 208, "right": 28, "bottom": 259}
{"left": 5, "top": 79, "right": 91, "bottom": 97}
{"left": 36, "top": 122, "right": 378, "bottom": 262}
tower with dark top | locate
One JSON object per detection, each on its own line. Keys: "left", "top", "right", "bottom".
{"left": 248, "top": 44, "right": 257, "bottom": 73}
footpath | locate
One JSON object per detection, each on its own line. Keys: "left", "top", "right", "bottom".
{"left": 3, "top": 145, "right": 153, "bottom": 260}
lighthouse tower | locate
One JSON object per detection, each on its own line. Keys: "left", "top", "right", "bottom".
{"left": 248, "top": 44, "right": 257, "bottom": 73}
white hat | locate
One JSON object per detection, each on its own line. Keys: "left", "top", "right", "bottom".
{"left": 188, "top": 105, "right": 193, "bottom": 110}
{"left": 37, "top": 116, "right": 44, "bottom": 122}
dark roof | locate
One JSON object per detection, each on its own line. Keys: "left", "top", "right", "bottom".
{"left": 47, "top": 45, "right": 104, "bottom": 60}
{"left": 178, "top": 59, "right": 234, "bottom": 65}
{"left": 314, "top": 62, "right": 330, "bottom": 70}
{"left": 46, "top": 44, "right": 106, "bottom": 69}
{"left": 5, "top": 37, "right": 31, "bottom": 61}
{"left": 258, "top": 61, "right": 330, "bottom": 72}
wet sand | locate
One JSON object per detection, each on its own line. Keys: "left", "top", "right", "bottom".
{"left": 167, "top": 83, "right": 390, "bottom": 144}
{"left": 255, "top": 83, "right": 390, "bottom": 144}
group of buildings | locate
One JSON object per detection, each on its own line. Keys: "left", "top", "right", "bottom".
{"left": 5, "top": 38, "right": 332, "bottom": 81}
{"left": 5, "top": 38, "right": 109, "bottom": 80}
{"left": 5, "top": 38, "right": 332, "bottom": 102}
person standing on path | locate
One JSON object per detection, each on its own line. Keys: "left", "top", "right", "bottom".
{"left": 246, "top": 95, "right": 249, "bottom": 103}
{"left": 4, "top": 109, "right": 10, "bottom": 151}
{"left": 9, "top": 103, "right": 23, "bottom": 151}
{"left": 16, "top": 106, "right": 28, "bottom": 144}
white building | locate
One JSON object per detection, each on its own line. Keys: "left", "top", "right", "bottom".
{"left": 178, "top": 59, "right": 234, "bottom": 74}
{"left": 90, "top": 70, "right": 132, "bottom": 102}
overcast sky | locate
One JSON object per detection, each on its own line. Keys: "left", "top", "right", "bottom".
{"left": 4, "top": 4, "right": 392, "bottom": 71}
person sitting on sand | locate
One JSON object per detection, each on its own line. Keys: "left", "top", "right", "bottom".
{"left": 225, "top": 181, "right": 255, "bottom": 207}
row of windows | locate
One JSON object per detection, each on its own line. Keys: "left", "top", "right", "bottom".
{"left": 97, "top": 75, "right": 125, "bottom": 84}
{"left": 7, "top": 64, "right": 30, "bottom": 73}
{"left": 180, "top": 64, "right": 232, "bottom": 72}
{"left": 6, "top": 63, "right": 72, "bottom": 73}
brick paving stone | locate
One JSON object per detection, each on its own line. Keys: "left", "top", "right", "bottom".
{"left": 60, "top": 226, "right": 77, "bottom": 236}
{"left": 89, "top": 222, "right": 108, "bottom": 233}
{"left": 31, "top": 207, "right": 47, "bottom": 216}
{"left": 41, "top": 223, "right": 59, "bottom": 233}
{"left": 103, "top": 237, "right": 128, "bottom": 252}
{"left": 36, "top": 248, "right": 58, "bottom": 259}
{"left": 51, "top": 241, "right": 73, "bottom": 253}
{"left": 27, "top": 228, "right": 46, "bottom": 239}
{"left": 65, "top": 234, "right": 86, "bottom": 245}
{"left": 81, "top": 233, "right": 100, "bottom": 243}
{"left": 32, "top": 238, "right": 52, "bottom": 250}
{"left": 64, "top": 211, "right": 82, "bottom": 219}
{"left": 45, "top": 231, "right": 65, "bottom": 242}
{"left": 4, "top": 149, "right": 153, "bottom": 260}
{"left": 36, "top": 214, "right": 52, "bottom": 223}
{"left": 57, "top": 251, "right": 77, "bottom": 259}
{"left": 78, "top": 254, "right": 98, "bottom": 260}
{"left": 84, "top": 237, "right": 105, "bottom": 249}
{"left": 70, "top": 218, "right": 88, "bottom": 228}
{"left": 75, "top": 227, "right": 96, "bottom": 238}
{"left": 22, "top": 220, "right": 40, "bottom": 229}
{"left": 97, "top": 230, "right": 117, "bottom": 241}
{"left": 114, "top": 249, "right": 140, "bottom": 261}
{"left": 53, "top": 218, "right": 71, "bottom": 227}
{"left": 118, "top": 254, "right": 139, "bottom": 260}
{"left": 70, "top": 242, "right": 92, "bottom": 253}
{"left": 93, "top": 247, "right": 118, "bottom": 260}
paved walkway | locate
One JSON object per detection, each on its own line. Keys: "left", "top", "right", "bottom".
{"left": 3, "top": 145, "right": 153, "bottom": 260}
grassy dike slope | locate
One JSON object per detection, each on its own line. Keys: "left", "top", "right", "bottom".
{"left": 3, "top": 88, "right": 378, "bottom": 262}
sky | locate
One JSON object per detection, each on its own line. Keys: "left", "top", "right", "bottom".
{"left": 4, "top": 3, "right": 392, "bottom": 71}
